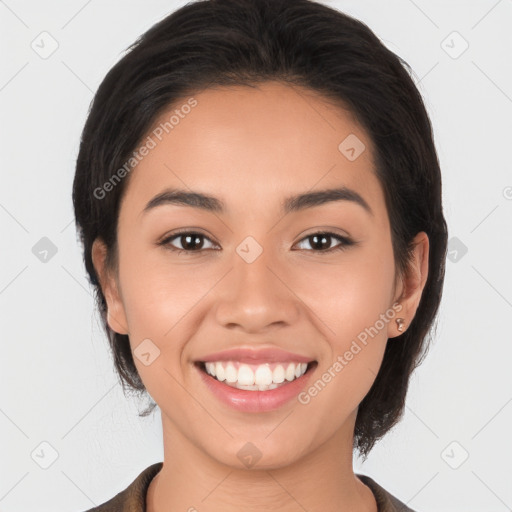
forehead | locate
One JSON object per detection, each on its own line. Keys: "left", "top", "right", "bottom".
{"left": 120, "top": 81, "right": 386, "bottom": 223}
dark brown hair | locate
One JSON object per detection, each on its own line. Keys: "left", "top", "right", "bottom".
{"left": 72, "top": 0, "right": 448, "bottom": 459}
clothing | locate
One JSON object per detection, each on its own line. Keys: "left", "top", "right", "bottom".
{"left": 83, "top": 462, "right": 416, "bottom": 512}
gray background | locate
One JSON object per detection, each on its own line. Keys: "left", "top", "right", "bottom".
{"left": 1, "top": 1, "right": 511, "bottom": 511}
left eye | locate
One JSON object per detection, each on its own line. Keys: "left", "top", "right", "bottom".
{"left": 159, "top": 231, "right": 354, "bottom": 254}
{"left": 294, "top": 232, "right": 353, "bottom": 252}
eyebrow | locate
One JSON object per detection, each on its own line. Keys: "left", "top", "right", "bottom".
{"left": 141, "top": 186, "right": 373, "bottom": 217}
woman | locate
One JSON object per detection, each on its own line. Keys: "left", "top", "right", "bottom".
{"left": 72, "top": 0, "right": 448, "bottom": 510}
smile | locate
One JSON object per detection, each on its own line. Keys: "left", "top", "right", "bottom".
{"left": 195, "top": 360, "right": 318, "bottom": 412}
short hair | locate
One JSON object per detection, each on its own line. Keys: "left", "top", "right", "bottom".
{"left": 72, "top": 0, "right": 448, "bottom": 459}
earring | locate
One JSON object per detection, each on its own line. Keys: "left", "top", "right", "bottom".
{"left": 396, "top": 318, "right": 405, "bottom": 332}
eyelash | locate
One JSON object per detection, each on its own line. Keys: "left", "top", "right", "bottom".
{"left": 158, "top": 229, "right": 355, "bottom": 255}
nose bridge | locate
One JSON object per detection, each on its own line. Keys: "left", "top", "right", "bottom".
{"left": 214, "top": 236, "right": 299, "bottom": 331}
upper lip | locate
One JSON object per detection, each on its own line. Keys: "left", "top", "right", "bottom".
{"left": 196, "top": 347, "right": 315, "bottom": 364}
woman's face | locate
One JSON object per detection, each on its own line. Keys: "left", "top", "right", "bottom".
{"left": 93, "top": 81, "right": 428, "bottom": 468}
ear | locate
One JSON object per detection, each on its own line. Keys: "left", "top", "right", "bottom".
{"left": 91, "top": 238, "right": 129, "bottom": 335}
{"left": 390, "top": 231, "right": 429, "bottom": 338}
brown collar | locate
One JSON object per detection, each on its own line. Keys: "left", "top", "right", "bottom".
{"left": 84, "top": 463, "right": 416, "bottom": 512}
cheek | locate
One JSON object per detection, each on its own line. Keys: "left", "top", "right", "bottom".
{"left": 116, "top": 246, "right": 211, "bottom": 403}
{"left": 115, "top": 245, "right": 220, "bottom": 394}
{"left": 116, "top": 241, "right": 207, "bottom": 333}
{"left": 295, "top": 248, "right": 395, "bottom": 397}
{"left": 295, "top": 247, "right": 396, "bottom": 340}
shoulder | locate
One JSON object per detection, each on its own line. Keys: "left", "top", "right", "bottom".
{"left": 82, "top": 462, "right": 163, "bottom": 512}
{"left": 356, "top": 473, "right": 418, "bottom": 512}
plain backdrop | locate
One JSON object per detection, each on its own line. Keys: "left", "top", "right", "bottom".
{"left": 1, "top": 1, "right": 511, "bottom": 511}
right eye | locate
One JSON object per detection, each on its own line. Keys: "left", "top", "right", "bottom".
{"left": 158, "top": 231, "right": 219, "bottom": 254}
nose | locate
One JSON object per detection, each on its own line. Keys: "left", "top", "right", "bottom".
{"left": 213, "top": 245, "right": 300, "bottom": 333}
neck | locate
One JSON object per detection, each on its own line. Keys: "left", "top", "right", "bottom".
{"left": 147, "top": 411, "right": 377, "bottom": 512}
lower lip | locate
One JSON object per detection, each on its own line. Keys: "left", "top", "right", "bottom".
{"left": 195, "top": 362, "right": 317, "bottom": 413}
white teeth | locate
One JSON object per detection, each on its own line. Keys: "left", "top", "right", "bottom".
{"left": 215, "top": 362, "right": 226, "bottom": 381}
{"left": 202, "top": 360, "right": 309, "bottom": 389}
{"left": 285, "top": 363, "right": 296, "bottom": 381}
{"left": 295, "top": 363, "right": 308, "bottom": 379}
{"left": 225, "top": 362, "right": 238, "bottom": 383}
{"left": 254, "top": 365, "right": 273, "bottom": 386}
{"left": 272, "top": 365, "right": 285, "bottom": 384}
{"left": 238, "top": 364, "right": 255, "bottom": 386}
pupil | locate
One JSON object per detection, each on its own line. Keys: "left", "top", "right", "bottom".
{"left": 312, "top": 234, "right": 329, "bottom": 250}
{"left": 183, "top": 234, "right": 201, "bottom": 250}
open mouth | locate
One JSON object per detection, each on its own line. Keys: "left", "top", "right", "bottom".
{"left": 194, "top": 360, "right": 318, "bottom": 392}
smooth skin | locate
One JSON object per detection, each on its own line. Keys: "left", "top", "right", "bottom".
{"left": 92, "top": 81, "right": 429, "bottom": 512}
